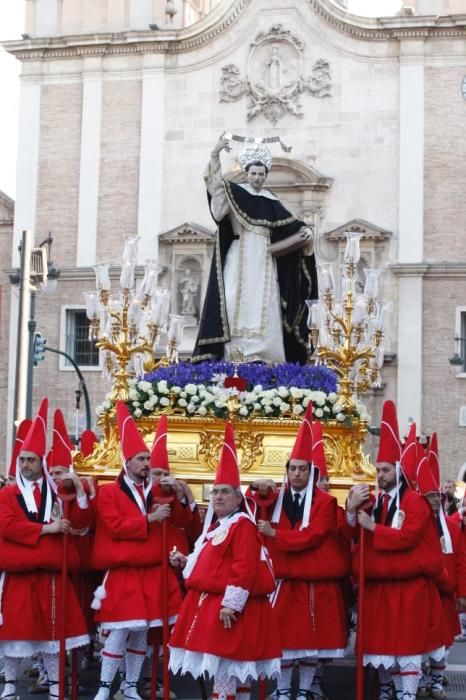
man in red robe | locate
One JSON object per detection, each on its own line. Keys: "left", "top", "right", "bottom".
{"left": 0, "top": 399, "right": 91, "bottom": 700}
{"left": 346, "top": 401, "right": 445, "bottom": 700}
{"left": 251, "top": 406, "right": 348, "bottom": 700}
{"left": 169, "top": 423, "right": 281, "bottom": 700}
{"left": 416, "top": 435, "right": 466, "bottom": 699}
{"left": 91, "top": 402, "right": 184, "bottom": 700}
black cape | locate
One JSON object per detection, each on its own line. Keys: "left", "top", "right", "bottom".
{"left": 192, "top": 180, "right": 318, "bottom": 364}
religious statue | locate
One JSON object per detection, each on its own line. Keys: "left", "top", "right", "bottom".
{"left": 178, "top": 268, "right": 199, "bottom": 316}
{"left": 192, "top": 134, "right": 318, "bottom": 364}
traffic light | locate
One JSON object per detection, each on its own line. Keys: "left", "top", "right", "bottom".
{"left": 33, "top": 332, "right": 47, "bottom": 367}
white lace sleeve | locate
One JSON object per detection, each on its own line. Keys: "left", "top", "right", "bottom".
{"left": 221, "top": 584, "right": 250, "bottom": 613}
{"left": 204, "top": 153, "right": 230, "bottom": 221}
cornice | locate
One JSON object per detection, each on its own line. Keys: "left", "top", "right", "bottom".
{"left": 4, "top": 0, "right": 466, "bottom": 62}
{"left": 2, "top": 0, "right": 252, "bottom": 61}
{"left": 390, "top": 262, "right": 466, "bottom": 277}
{"left": 308, "top": 0, "right": 466, "bottom": 42}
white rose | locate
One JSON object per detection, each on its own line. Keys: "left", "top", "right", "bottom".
{"left": 272, "top": 397, "right": 283, "bottom": 407}
{"left": 133, "top": 401, "right": 140, "bottom": 407}
{"left": 198, "top": 406, "right": 208, "bottom": 416}
{"left": 293, "top": 404, "right": 304, "bottom": 415}
{"left": 328, "top": 392, "right": 337, "bottom": 403}
{"left": 239, "top": 407, "right": 249, "bottom": 416}
{"left": 278, "top": 386, "right": 289, "bottom": 398}
{"left": 180, "top": 391, "right": 187, "bottom": 399}
{"left": 157, "top": 380, "right": 169, "bottom": 394}
{"left": 315, "top": 408, "right": 324, "bottom": 418}
{"left": 261, "top": 398, "right": 272, "bottom": 406}
{"left": 159, "top": 397, "right": 170, "bottom": 406}
{"left": 134, "top": 408, "right": 142, "bottom": 417}
{"left": 171, "top": 385, "right": 181, "bottom": 395}
{"left": 95, "top": 404, "right": 103, "bottom": 415}
{"left": 336, "top": 413, "right": 345, "bottom": 422}
{"left": 264, "top": 405, "right": 273, "bottom": 414}
{"left": 138, "top": 380, "right": 152, "bottom": 392}
{"left": 290, "top": 387, "right": 303, "bottom": 399}
{"left": 280, "top": 403, "right": 291, "bottom": 413}
{"left": 191, "top": 396, "right": 200, "bottom": 403}
{"left": 314, "top": 391, "right": 326, "bottom": 407}
{"left": 185, "top": 383, "right": 197, "bottom": 395}
{"left": 324, "top": 406, "right": 330, "bottom": 413}
{"left": 144, "top": 400, "right": 152, "bottom": 410}
{"left": 254, "top": 402, "right": 261, "bottom": 411}
{"left": 187, "top": 404, "right": 196, "bottom": 414}
{"left": 178, "top": 398, "right": 187, "bottom": 408}
{"left": 129, "top": 389, "right": 139, "bottom": 401}
{"left": 103, "top": 400, "right": 111, "bottom": 410}
{"left": 253, "top": 384, "right": 263, "bottom": 393}
{"left": 333, "top": 402, "right": 343, "bottom": 414}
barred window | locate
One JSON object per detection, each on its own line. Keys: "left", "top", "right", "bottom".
{"left": 65, "top": 309, "right": 99, "bottom": 367}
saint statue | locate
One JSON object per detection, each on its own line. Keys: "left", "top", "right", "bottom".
{"left": 179, "top": 268, "right": 199, "bottom": 316}
{"left": 192, "top": 134, "right": 318, "bottom": 364}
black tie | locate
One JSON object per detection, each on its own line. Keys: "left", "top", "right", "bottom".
{"left": 293, "top": 492, "right": 301, "bottom": 520}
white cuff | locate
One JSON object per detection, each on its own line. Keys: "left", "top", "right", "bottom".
{"left": 77, "top": 494, "right": 89, "bottom": 510}
{"left": 346, "top": 510, "right": 357, "bottom": 526}
{"left": 221, "top": 585, "right": 249, "bottom": 613}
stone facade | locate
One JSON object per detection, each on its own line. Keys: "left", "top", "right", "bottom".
{"left": 2, "top": 0, "right": 466, "bottom": 477}
{"left": 0, "top": 192, "right": 14, "bottom": 469}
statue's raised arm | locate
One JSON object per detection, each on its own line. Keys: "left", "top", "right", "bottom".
{"left": 192, "top": 137, "right": 318, "bottom": 365}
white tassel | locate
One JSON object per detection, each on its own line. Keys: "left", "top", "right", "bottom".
{"left": 91, "top": 584, "right": 107, "bottom": 610}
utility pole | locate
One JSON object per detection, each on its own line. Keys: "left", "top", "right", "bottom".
{"left": 13, "top": 230, "right": 32, "bottom": 428}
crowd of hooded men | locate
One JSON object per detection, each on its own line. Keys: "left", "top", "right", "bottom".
{"left": 0, "top": 397, "right": 465, "bottom": 700}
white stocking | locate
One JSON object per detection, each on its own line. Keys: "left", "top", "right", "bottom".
{"left": 95, "top": 628, "right": 129, "bottom": 699}
{"left": 390, "top": 665, "right": 402, "bottom": 700}
{"left": 236, "top": 684, "right": 251, "bottom": 700}
{"left": 125, "top": 630, "right": 148, "bottom": 697}
{"left": 400, "top": 662, "right": 420, "bottom": 699}
{"left": 378, "top": 667, "right": 394, "bottom": 700}
{"left": 212, "top": 674, "right": 238, "bottom": 700}
{"left": 297, "top": 658, "right": 317, "bottom": 695}
{"left": 42, "top": 652, "right": 60, "bottom": 699}
{"left": 430, "top": 657, "right": 446, "bottom": 692}
{"left": 276, "top": 660, "right": 293, "bottom": 694}
{"left": 1, "top": 656, "right": 20, "bottom": 698}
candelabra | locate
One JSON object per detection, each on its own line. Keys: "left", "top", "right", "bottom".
{"left": 306, "top": 232, "right": 390, "bottom": 413}
{"left": 83, "top": 236, "right": 185, "bottom": 404}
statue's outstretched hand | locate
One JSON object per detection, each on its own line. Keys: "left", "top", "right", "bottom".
{"left": 211, "top": 133, "right": 231, "bottom": 156}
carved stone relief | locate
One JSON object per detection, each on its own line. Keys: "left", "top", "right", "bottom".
{"left": 219, "top": 24, "right": 331, "bottom": 125}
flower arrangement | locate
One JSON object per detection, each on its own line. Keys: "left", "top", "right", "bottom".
{"left": 95, "top": 361, "right": 369, "bottom": 423}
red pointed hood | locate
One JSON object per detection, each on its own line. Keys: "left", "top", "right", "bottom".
{"left": 214, "top": 422, "right": 240, "bottom": 487}
{"left": 8, "top": 419, "right": 33, "bottom": 477}
{"left": 80, "top": 430, "right": 97, "bottom": 458}
{"left": 21, "top": 398, "right": 48, "bottom": 458}
{"left": 400, "top": 422, "right": 418, "bottom": 488}
{"left": 49, "top": 409, "right": 74, "bottom": 468}
{"left": 311, "top": 421, "right": 328, "bottom": 478}
{"left": 290, "top": 403, "right": 313, "bottom": 463}
{"left": 116, "top": 401, "right": 149, "bottom": 462}
{"left": 417, "top": 453, "right": 439, "bottom": 495}
{"left": 428, "top": 433, "right": 440, "bottom": 490}
{"left": 150, "top": 415, "right": 170, "bottom": 472}
{"left": 377, "top": 400, "right": 402, "bottom": 465}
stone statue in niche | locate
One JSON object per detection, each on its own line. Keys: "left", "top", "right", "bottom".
{"left": 178, "top": 268, "right": 199, "bottom": 317}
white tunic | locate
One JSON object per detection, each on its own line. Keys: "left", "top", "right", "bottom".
{"left": 205, "top": 156, "right": 286, "bottom": 364}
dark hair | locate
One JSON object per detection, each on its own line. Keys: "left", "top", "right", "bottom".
{"left": 285, "top": 460, "right": 312, "bottom": 471}
{"left": 245, "top": 160, "right": 269, "bottom": 174}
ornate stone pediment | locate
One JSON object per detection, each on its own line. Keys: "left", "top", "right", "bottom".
{"left": 219, "top": 24, "right": 332, "bottom": 125}
{"left": 324, "top": 218, "right": 392, "bottom": 242}
{"left": 158, "top": 222, "right": 215, "bottom": 245}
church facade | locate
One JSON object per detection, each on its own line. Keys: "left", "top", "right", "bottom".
{"left": 2, "top": 0, "right": 466, "bottom": 476}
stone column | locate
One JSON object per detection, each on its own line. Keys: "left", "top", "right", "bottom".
{"left": 396, "top": 39, "right": 425, "bottom": 433}
{"left": 137, "top": 54, "right": 166, "bottom": 263}
{"left": 76, "top": 57, "right": 103, "bottom": 267}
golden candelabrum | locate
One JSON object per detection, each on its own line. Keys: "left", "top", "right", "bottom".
{"left": 83, "top": 236, "right": 185, "bottom": 405}
{"left": 307, "top": 232, "right": 391, "bottom": 413}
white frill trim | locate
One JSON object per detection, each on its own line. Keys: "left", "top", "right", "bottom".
{"left": 100, "top": 615, "right": 177, "bottom": 631}
{"left": 221, "top": 585, "right": 250, "bottom": 613}
{"left": 169, "top": 647, "right": 280, "bottom": 683}
{"left": 363, "top": 653, "right": 422, "bottom": 669}
{"left": 282, "top": 648, "right": 345, "bottom": 660}
{"left": 0, "top": 633, "right": 90, "bottom": 658}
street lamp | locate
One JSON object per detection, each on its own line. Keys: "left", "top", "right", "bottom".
{"left": 448, "top": 336, "right": 466, "bottom": 377}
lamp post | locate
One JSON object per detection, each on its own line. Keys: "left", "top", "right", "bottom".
{"left": 448, "top": 336, "right": 466, "bottom": 376}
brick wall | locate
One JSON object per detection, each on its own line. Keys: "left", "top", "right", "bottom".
{"left": 96, "top": 79, "right": 142, "bottom": 263}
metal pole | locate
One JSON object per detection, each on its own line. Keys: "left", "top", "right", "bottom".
{"left": 13, "top": 230, "right": 32, "bottom": 429}
{"left": 43, "top": 346, "right": 92, "bottom": 430}
{"left": 26, "top": 290, "right": 37, "bottom": 418}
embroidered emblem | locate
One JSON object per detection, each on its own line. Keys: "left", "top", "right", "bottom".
{"left": 51, "top": 501, "right": 61, "bottom": 521}
{"left": 396, "top": 510, "right": 405, "bottom": 529}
